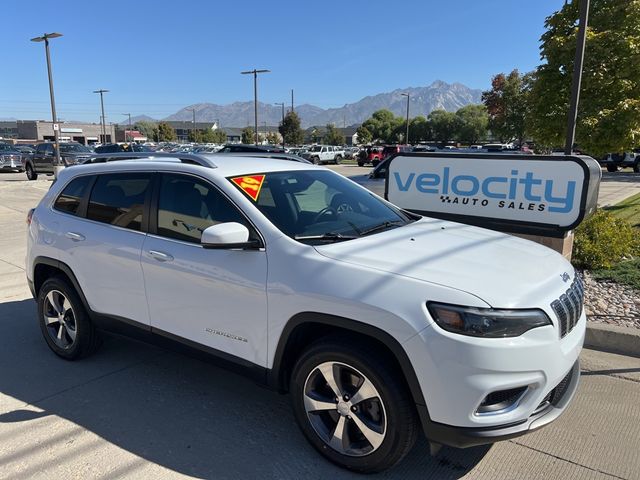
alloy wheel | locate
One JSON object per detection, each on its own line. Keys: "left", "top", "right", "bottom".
{"left": 303, "top": 361, "right": 386, "bottom": 457}
{"left": 43, "top": 290, "right": 77, "bottom": 349}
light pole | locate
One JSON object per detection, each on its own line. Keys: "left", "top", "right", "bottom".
{"left": 275, "top": 102, "right": 285, "bottom": 147}
{"left": 565, "top": 0, "right": 590, "bottom": 155}
{"left": 241, "top": 69, "right": 270, "bottom": 145}
{"left": 30, "top": 32, "right": 62, "bottom": 172}
{"left": 291, "top": 89, "right": 294, "bottom": 113}
{"left": 122, "top": 113, "right": 131, "bottom": 143}
{"left": 401, "top": 93, "right": 410, "bottom": 145}
{"left": 93, "top": 89, "right": 109, "bottom": 143}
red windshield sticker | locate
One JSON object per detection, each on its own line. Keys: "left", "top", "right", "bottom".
{"left": 230, "top": 175, "right": 265, "bottom": 201}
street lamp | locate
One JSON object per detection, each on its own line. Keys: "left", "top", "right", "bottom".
{"left": 241, "top": 69, "right": 270, "bottom": 145}
{"left": 401, "top": 93, "right": 410, "bottom": 145}
{"left": 30, "top": 32, "right": 62, "bottom": 172}
{"left": 122, "top": 113, "right": 132, "bottom": 143}
{"left": 274, "top": 102, "right": 285, "bottom": 147}
{"left": 93, "top": 89, "right": 109, "bottom": 143}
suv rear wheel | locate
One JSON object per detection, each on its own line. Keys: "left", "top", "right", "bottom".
{"left": 37, "top": 276, "right": 102, "bottom": 360}
{"left": 26, "top": 163, "right": 38, "bottom": 180}
{"left": 290, "top": 338, "right": 418, "bottom": 473}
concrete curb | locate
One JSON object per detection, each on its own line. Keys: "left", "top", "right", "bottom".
{"left": 585, "top": 322, "right": 640, "bottom": 358}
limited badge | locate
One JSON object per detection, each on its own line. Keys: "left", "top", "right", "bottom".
{"left": 230, "top": 175, "right": 265, "bottom": 201}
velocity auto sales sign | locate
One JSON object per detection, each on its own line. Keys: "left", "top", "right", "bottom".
{"left": 385, "top": 153, "right": 601, "bottom": 237}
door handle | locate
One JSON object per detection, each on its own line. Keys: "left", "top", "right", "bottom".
{"left": 65, "top": 232, "right": 85, "bottom": 242}
{"left": 148, "top": 250, "right": 174, "bottom": 262}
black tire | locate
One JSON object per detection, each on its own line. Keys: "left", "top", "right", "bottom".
{"left": 26, "top": 163, "right": 37, "bottom": 181}
{"left": 312, "top": 156, "right": 321, "bottom": 165}
{"left": 606, "top": 164, "right": 619, "bottom": 172}
{"left": 37, "top": 276, "right": 102, "bottom": 360}
{"left": 290, "top": 338, "right": 418, "bottom": 473}
{"left": 334, "top": 155, "right": 342, "bottom": 165}
{"left": 357, "top": 162, "right": 364, "bottom": 167}
{"left": 634, "top": 161, "right": 640, "bottom": 173}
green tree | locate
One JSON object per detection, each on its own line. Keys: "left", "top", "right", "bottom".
{"left": 482, "top": 70, "right": 531, "bottom": 144}
{"left": 200, "top": 129, "right": 227, "bottom": 144}
{"left": 408, "top": 116, "right": 430, "bottom": 143}
{"left": 324, "top": 124, "right": 344, "bottom": 145}
{"left": 241, "top": 127, "right": 255, "bottom": 144}
{"left": 266, "top": 131, "right": 280, "bottom": 144}
{"left": 428, "top": 110, "right": 458, "bottom": 144}
{"left": 188, "top": 129, "right": 202, "bottom": 142}
{"left": 361, "top": 109, "right": 404, "bottom": 143}
{"left": 455, "top": 104, "right": 489, "bottom": 144}
{"left": 355, "top": 125, "right": 373, "bottom": 144}
{"left": 279, "top": 111, "right": 304, "bottom": 145}
{"left": 157, "top": 121, "right": 176, "bottom": 142}
{"left": 134, "top": 121, "right": 158, "bottom": 141}
{"left": 527, "top": 0, "right": 640, "bottom": 156}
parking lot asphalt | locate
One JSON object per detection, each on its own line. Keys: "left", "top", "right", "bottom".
{"left": 1, "top": 170, "right": 640, "bottom": 479}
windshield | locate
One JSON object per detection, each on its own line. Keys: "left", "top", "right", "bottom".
{"left": 232, "top": 170, "right": 414, "bottom": 244}
{"left": 60, "top": 143, "right": 91, "bottom": 153}
{"left": 309, "top": 146, "right": 322, "bottom": 152}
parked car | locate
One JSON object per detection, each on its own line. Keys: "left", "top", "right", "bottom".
{"left": 381, "top": 145, "right": 413, "bottom": 160}
{"left": 357, "top": 146, "right": 384, "bottom": 166}
{"left": 27, "top": 153, "right": 583, "bottom": 473}
{"left": 601, "top": 151, "right": 640, "bottom": 172}
{"left": 344, "top": 146, "right": 360, "bottom": 159}
{"left": 0, "top": 142, "right": 24, "bottom": 172}
{"left": 94, "top": 143, "right": 153, "bottom": 154}
{"left": 300, "top": 145, "right": 342, "bottom": 164}
{"left": 218, "top": 144, "right": 285, "bottom": 153}
{"left": 25, "top": 142, "right": 93, "bottom": 180}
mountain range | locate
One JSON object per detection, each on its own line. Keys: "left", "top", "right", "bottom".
{"left": 125, "top": 80, "right": 482, "bottom": 128}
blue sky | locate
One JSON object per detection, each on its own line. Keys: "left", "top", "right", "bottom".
{"left": 1, "top": 0, "right": 564, "bottom": 122}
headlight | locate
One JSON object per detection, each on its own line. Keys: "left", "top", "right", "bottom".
{"left": 427, "top": 302, "right": 551, "bottom": 338}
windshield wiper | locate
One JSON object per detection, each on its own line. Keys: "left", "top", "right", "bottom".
{"left": 360, "top": 220, "right": 405, "bottom": 236}
{"left": 294, "top": 232, "right": 358, "bottom": 243}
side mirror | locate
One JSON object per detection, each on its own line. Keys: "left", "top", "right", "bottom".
{"left": 201, "top": 222, "right": 259, "bottom": 249}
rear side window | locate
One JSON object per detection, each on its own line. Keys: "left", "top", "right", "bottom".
{"left": 53, "top": 175, "right": 93, "bottom": 216}
{"left": 87, "top": 173, "right": 151, "bottom": 231}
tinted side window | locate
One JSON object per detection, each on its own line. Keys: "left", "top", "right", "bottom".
{"left": 157, "top": 174, "right": 252, "bottom": 243}
{"left": 35, "top": 144, "right": 46, "bottom": 153}
{"left": 87, "top": 173, "right": 151, "bottom": 231}
{"left": 53, "top": 175, "right": 93, "bottom": 216}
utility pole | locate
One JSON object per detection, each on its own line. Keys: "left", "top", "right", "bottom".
{"left": 122, "top": 113, "right": 131, "bottom": 143}
{"left": 565, "top": 0, "right": 590, "bottom": 155}
{"left": 30, "top": 32, "right": 62, "bottom": 171}
{"left": 93, "top": 89, "right": 109, "bottom": 143}
{"left": 241, "top": 69, "right": 270, "bottom": 145}
{"left": 401, "top": 93, "right": 410, "bottom": 144}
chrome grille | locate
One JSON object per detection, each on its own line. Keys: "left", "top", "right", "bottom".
{"left": 550, "top": 276, "right": 584, "bottom": 338}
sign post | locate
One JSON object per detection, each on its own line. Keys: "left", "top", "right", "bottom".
{"left": 385, "top": 153, "right": 601, "bottom": 258}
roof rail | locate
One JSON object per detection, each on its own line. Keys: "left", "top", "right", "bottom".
{"left": 81, "top": 152, "right": 217, "bottom": 168}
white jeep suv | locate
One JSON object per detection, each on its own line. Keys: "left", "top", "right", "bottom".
{"left": 26, "top": 154, "right": 584, "bottom": 473}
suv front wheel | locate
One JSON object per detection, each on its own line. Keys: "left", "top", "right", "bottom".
{"left": 37, "top": 276, "right": 102, "bottom": 360}
{"left": 26, "top": 163, "right": 38, "bottom": 181}
{"left": 290, "top": 338, "right": 418, "bottom": 473}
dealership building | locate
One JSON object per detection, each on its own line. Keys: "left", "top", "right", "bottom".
{"left": 5, "top": 120, "right": 116, "bottom": 144}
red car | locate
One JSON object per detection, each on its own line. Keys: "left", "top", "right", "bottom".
{"left": 357, "top": 146, "right": 384, "bottom": 166}
{"left": 381, "top": 144, "right": 413, "bottom": 160}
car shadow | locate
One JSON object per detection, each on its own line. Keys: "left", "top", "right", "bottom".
{"left": 0, "top": 298, "right": 490, "bottom": 479}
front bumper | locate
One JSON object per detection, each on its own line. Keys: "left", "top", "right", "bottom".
{"left": 417, "top": 360, "right": 580, "bottom": 448}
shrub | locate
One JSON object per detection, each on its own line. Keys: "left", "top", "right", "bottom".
{"left": 572, "top": 209, "right": 639, "bottom": 270}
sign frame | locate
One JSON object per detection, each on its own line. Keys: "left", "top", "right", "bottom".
{"left": 383, "top": 152, "right": 601, "bottom": 238}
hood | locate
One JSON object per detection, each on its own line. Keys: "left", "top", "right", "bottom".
{"left": 314, "top": 218, "right": 573, "bottom": 308}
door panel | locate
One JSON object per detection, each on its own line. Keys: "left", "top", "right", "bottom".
{"left": 141, "top": 236, "right": 267, "bottom": 365}
{"left": 141, "top": 172, "right": 268, "bottom": 366}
